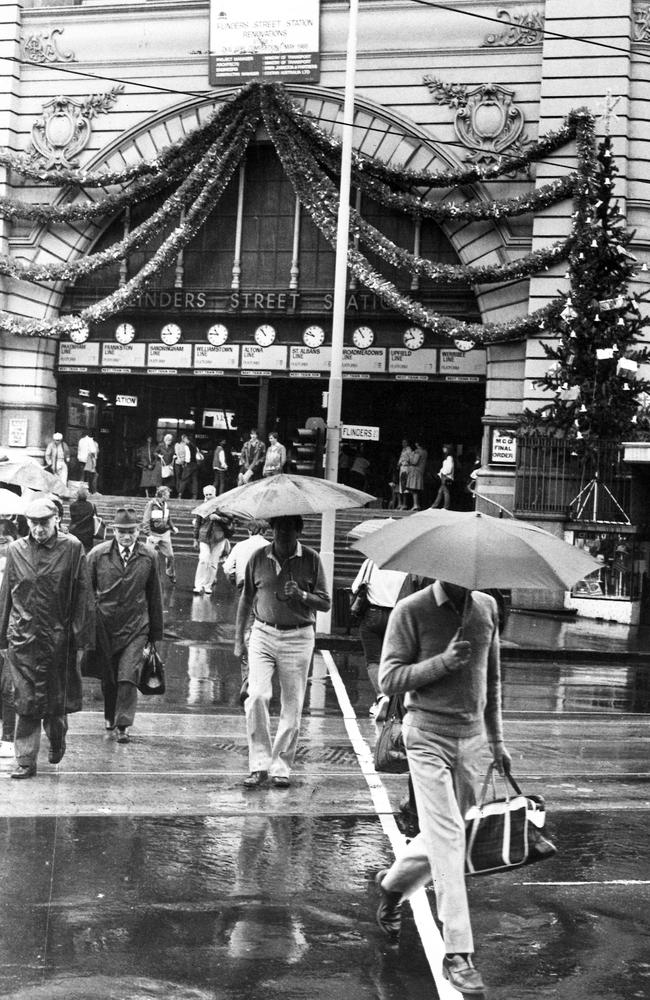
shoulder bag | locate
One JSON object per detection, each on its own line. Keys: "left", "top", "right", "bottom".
{"left": 93, "top": 508, "right": 107, "bottom": 541}
{"left": 373, "top": 694, "right": 409, "bottom": 774}
{"left": 465, "top": 763, "right": 557, "bottom": 876}
{"left": 349, "top": 559, "right": 373, "bottom": 624}
{"left": 138, "top": 641, "right": 166, "bottom": 695}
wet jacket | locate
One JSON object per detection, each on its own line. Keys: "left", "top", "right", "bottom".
{"left": 142, "top": 498, "right": 176, "bottom": 535}
{"left": 87, "top": 539, "right": 163, "bottom": 684}
{"left": 0, "top": 532, "right": 93, "bottom": 717}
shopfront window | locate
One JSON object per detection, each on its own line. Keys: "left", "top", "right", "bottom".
{"left": 571, "top": 531, "right": 644, "bottom": 600}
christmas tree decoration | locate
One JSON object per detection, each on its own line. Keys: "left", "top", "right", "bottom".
{"left": 521, "top": 133, "right": 650, "bottom": 448}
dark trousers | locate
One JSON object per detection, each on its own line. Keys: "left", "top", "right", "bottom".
{"left": 359, "top": 605, "right": 391, "bottom": 695}
{"left": 214, "top": 470, "right": 228, "bottom": 494}
{"left": 103, "top": 672, "right": 139, "bottom": 729}
{"left": 15, "top": 714, "right": 67, "bottom": 768}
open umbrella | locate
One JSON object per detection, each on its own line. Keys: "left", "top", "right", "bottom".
{"left": 0, "top": 459, "right": 70, "bottom": 498}
{"left": 353, "top": 508, "right": 602, "bottom": 591}
{"left": 192, "top": 473, "right": 374, "bottom": 520}
{"left": 0, "top": 487, "right": 26, "bottom": 516}
{"left": 347, "top": 517, "right": 395, "bottom": 541}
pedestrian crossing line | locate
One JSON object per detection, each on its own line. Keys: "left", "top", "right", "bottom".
{"left": 320, "top": 651, "right": 462, "bottom": 1000}
{"left": 515, "top": 880, "right": 650, "bottom": 886}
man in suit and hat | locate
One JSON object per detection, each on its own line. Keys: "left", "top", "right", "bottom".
{"left": 0, "top": 496, "right": 93, "bottom": 778}
{"left": 87, "top": 507, "right": 163, "bottom": 744}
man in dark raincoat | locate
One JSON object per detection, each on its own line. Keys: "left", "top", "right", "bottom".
{"left": 87, "top": 506, "right": 163, "bottom": 744}
{"left": 0, "top": 496, "right": 94, "bottom": 779}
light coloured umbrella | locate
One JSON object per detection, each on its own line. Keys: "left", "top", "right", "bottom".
{"left": 192, "top": 473, "right": 374, "bottom": 520}
{"left": 353, "top": 508, "right": 602, "bottom": 591}
{"left": 0, "top": 487, "right": 25, "bottom": 516}
{"left": 0, "top": 459, "right": 71, "bottom": 498}
{"left": 347, "top": 517, "right": 395, "bottom": 541}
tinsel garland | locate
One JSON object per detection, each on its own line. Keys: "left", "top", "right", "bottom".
{"left": 266, "top": 100, "right": 574, "bottom": 287}
{"left": 260, "top": 90, "right": 563, "bottom": 345}
{"left": 0, "top": 113, "right": 253, "bottom": 283}
{"left": 0, "top": 102, "right": 250, "bottom": 225}
{"left": 269, "top": 84, "right": 596, "bottom": 190}
{"left": 0, "top": 108, "right": 260, "bottom": 336}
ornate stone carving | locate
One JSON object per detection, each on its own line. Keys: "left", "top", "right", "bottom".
{"left": 424, "top": 78, "right": 529, "bottom": 166}
{"left": 634, "top": 6, "right": 650, "bottom": 41}
{"left": 482, "top": 8, "right": 544, "bottom": 47}
{"left": 29, "top": 86, "right": 124, "bottom": 168}
{"left": 22, "top": 28, "right": 76, "bottom": 64}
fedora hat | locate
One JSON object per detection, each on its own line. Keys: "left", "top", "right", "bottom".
{"left": 112, "top": 507, "right": 140, "bottom": 529}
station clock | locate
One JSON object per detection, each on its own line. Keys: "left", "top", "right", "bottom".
{"left": 403, "top": 327, "right": 424, "bottom": 350}
{"left": 254, "top": 324, "right": 276, "bottom": 347}
{"left": 453, "top": 337, "right": 476, "bottom": 353}
{"left": 68, "top": 324, "right": 89, "bottom": 345}
{"left": 352, "top": 325, "right": 375, "bottom": 350}
{"left": 160, "top": 323, "right": 182, "bottom": 346}
{"left": 207, "top": 323, "right": 229, "bottom": 347}
{"left": 302, "top": 325, "right": 325, "bottom": 348}
{"left": 115, "top": 322, "right": 135, "bottom": 345}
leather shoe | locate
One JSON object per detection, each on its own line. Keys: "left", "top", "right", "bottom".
{"left": 48, "top": 737, "right": 66, "bottom": 764}
{"left": 270, "top": 775, "right": 290, "bottom": 788}
{"left": 443, "top": 954, "right": 485, "bottom": 994}
{"left": 375, "top": 869, "right": 402, "bottom": 940}
{"left": 243, "top": 770, "right": 268, "bottom": 788}
{"left": 11, "top": 765, "right": 36, "bottom": 780}
{"left": 116, "top": 728, "right": 130, "bottom": 744}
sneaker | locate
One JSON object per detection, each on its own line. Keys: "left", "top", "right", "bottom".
{"left": 442, "top": 954, "right": 485, "bottom": 994}
{"left": 0, "top": 741, "right": 14, "bottom": 758}
{"left": 375, "top": 869, "right": 402, "bottom": 940}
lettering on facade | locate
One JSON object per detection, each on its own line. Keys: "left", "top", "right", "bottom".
{"left": 491, "top": 429, "right": 517, "bottom": 464}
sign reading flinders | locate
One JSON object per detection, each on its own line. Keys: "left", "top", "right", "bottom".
{"left": 2, "top": 1, "right": 650, "bottom": 622}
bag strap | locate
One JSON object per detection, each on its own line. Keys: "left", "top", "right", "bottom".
{"left": 477, "top": 761, "right": 523, "bottom": 807}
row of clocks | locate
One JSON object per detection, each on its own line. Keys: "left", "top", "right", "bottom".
{"left": 69, "top": 322, "right": 430, "bottom": 350}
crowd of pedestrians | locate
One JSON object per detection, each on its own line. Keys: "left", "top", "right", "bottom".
{"left": 0, "top": 435, "right": 509, "bottom": 996}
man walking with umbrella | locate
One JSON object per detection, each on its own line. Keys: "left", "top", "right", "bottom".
{"left": 234, "top": 515, "right": 330, "bottom": 788}
{"left": 374, "top": 578, "right": 511, "bottom": 995}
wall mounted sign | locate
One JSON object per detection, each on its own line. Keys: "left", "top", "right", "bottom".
{"left": 7, "top": 418, "right": 28, "bottom": 448}
{"left": 342, "top": 424, "right": 380, "bottom": 442}
{"left": 209, "top": 0, "right": 320, "bottom": 86}
{"left": 490, "top": 428, "right": 517, "bottom": 465}
{"left": 147, "top": 343, "right": 193, "bottom": 368}
{"left": 439, "top": 348, "right": 487, "bottom": 376}
{"left": 342, "top": 347, "right": 386, "bottom": 374}
{"left": 290, "top": 345, "right": 332, "bottom": 372}
{"left": 101, "top": 342, "right": 146, "bottom": 367}
{"left": 389, "top": 348, "right": 438, "bottom": 375}
{"left": 115, "top": 394, "right": 138, "bottom": 408}
{"left": 194, "top": 344, "right": 240, "bottom": 370}
{"left": 241, "top": 344, "right": 288, "bottom": 370}
{"left": 58, "top": 342, "right": 100, "bottom": 367}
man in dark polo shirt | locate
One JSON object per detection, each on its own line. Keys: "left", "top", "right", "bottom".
{"left": 234, "top": 514, "right": 330, "bottom": 789}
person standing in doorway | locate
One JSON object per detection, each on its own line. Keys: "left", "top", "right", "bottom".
{"left": 238, "top": 429, "right": 266, "bottom": 485}
{"left": 143, "top": 485, "right": 179, "bottom": 584}
{"left": 87, "top": 507, "right": 163, "bottom": 744}
{"left": 156, "top": 433, "right": 176, "bottom": 493}
{"left": 137, "top": 435, "right": 160, "bottom": 498}
{"left": 77, "top": 431, "right": 99, "bottom": 494}
{"left": 44, "top": 432, "right": 70, "bottom": 486}
{"left": 0, "top": 496, "right": 93, "bottom": 779}
{"left": 213, "top": 439, "right": 230, "bottom": 494}
{"left": 396, "top": 438, "right": 415, "bottom": 509}
{"left": 374, "top": 580, "right": 511, "bottom": 995}
{"left": 234, "top": 515, "right": 330, "bottom": 788}
{"left": 406, "top": 439, "right": 427, "bottom": 511}
{"left": 262, "top": 431, "right": 286, "bottom": 477}
{"left": 191, "top": 485, "right": 233, "bottom": 595}
{"left": 431, "top": 444, "right": 456, "bottom": 510}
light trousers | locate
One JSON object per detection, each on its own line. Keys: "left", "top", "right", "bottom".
{"left": 381, "top": 723, "right": 485, "bottom": 954}
{"left": 193, "top": 538, "right": 228, "bottom": 592}
{"left": 245, "top": 621, "right": 314, "bottom": 778}
{"left": 15, "top": 714, "right": 68, "bottom": 768}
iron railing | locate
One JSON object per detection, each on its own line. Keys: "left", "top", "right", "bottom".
{"left": 514, "top": 436, "right": 631, "bottom": 521}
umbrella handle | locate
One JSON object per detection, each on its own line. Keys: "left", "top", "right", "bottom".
{"left": 456, "top": 590, "right": 471, "bottom": 640}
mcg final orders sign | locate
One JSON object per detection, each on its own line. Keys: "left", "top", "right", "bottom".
{"left": 209, "top": 1, "right": 320, "bottom": 86}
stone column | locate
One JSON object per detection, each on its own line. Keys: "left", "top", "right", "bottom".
{"left": 0, "top": 3, "right": 57, "bottom": 458}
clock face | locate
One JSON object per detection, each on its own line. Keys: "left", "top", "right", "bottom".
{"left": 352, "top": 325, "right": 375, "bottom": 350}
{"left": 115, "top": 322, "right": 135, "bottom": 345}
{"left": 207, "top": 323, "right": 229, "bottom": 347}
{"left": 302, "top": 325, "right": 325, "bottom": 348}
{"left": 254, "top": 324, "right": 276, "bottom": 347}
{"left": 453, "top": 337, "right": 476, "bottom": 353}
{"left": 69, "top": 325, "right": 89, "bottom": 345}
{"left": 403, "top": 326, "right": 424, "bottom": 350}
{"left": 161, "top": 323, "right": 182, "bottom": 346}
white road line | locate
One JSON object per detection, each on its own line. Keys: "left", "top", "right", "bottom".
{"left": 320, "top": 650, "right": 461, "bottom": 1000}
{"left": 515, "top": 880, "right": 650, "bottom": 886}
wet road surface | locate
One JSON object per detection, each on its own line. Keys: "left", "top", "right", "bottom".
{"left": 0, "top": 578, "right": 649, "bottom": 999}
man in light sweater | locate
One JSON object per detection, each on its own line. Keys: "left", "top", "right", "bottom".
{"left": 375, "top": 580, "right": 511, "bottom": 996}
